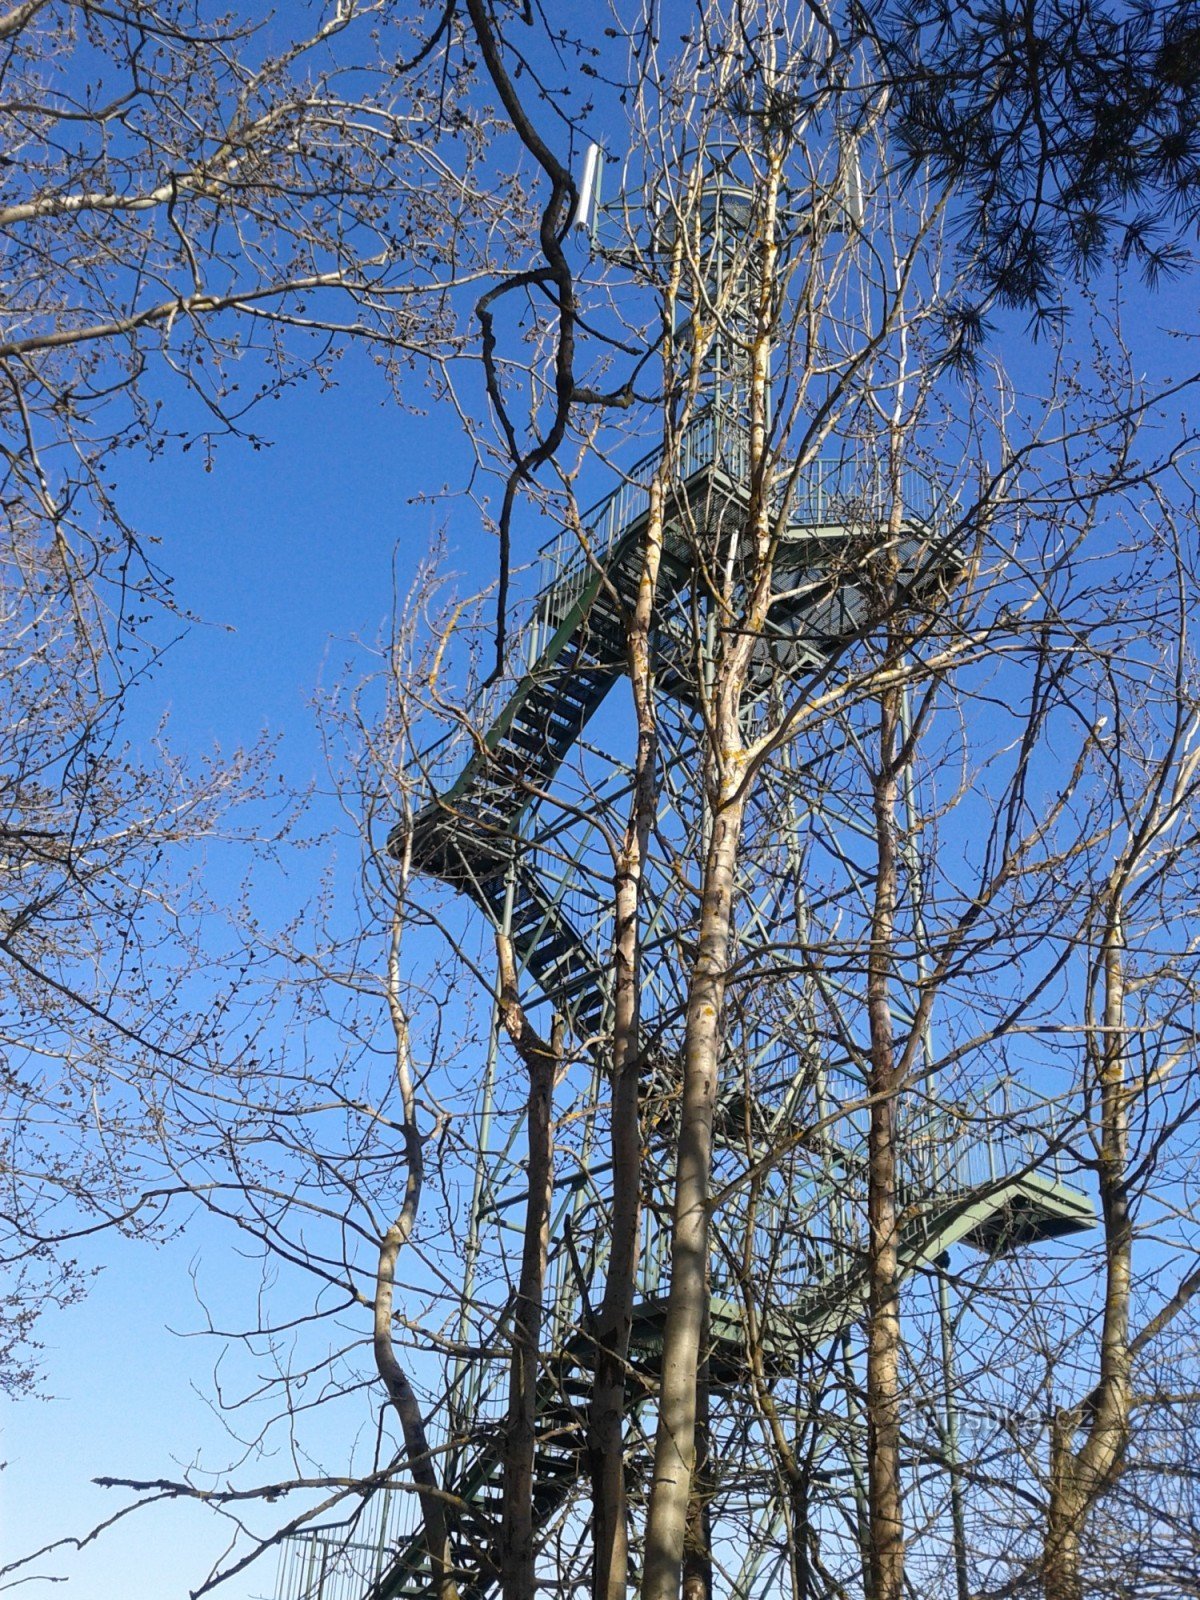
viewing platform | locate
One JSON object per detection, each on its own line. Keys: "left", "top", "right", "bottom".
{"left": 388, "top": 407, "right": 961, "bottom": 909}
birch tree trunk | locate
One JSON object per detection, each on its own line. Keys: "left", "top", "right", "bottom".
{"left": 865, "top": 680, "right": 905, "bottom": 1600}
{"left": 590, "top": 472, "right": 665, "bottom": 1600}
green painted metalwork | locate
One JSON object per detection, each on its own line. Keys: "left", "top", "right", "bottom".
{"left": 278, "top": 171, "right": 1096, "bottom": 1600}
{"left": 279, "top": 439, "right": 1093, "bottom": 1600}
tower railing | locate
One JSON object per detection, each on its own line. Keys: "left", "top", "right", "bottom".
{"left": 408, "top": 416, "right": 951, "bottom": 804}
{"left": 276, "top": 1519, "right": 406, "bottom": 1600}
{"left": 897, "top": 1077, "right": 1071, "bottom": 1201}
{"left": 272, "top": 1071, "right": 1085, "bottom": 1600}
{"left": 532, "top": 406, "right": 749, "bottom": 635}
{"left": 491, "top": 1074, "right": 1079, "bottom": 1318}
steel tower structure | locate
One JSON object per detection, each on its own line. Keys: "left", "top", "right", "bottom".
{"left": 276, "top": 165, "right": 1096, "bottom": 1600}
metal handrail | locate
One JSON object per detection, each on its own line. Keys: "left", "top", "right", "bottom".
{"left": 405, "top": 414, "right": 951, "bottom": 805}
{"left": 274, "top": 1067, "right": 1077, "bottom": 1600}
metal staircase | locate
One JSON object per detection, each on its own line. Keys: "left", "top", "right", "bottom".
{"left": 278, "top": 167, "right": 1094, "bottom": 1600}
{"left": 390, "top": 412, "right": 737, "bottom": 890}
{"left": 389, "top": 407, "right": 960, "bottom": 1032}
{"left": 324, "top": 413, "right": 1085, "bottom": 1600}
{"left": 281, "top": 1090, "right": 1092, "bottom": 1600}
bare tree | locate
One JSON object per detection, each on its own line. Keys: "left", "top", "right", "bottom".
{"left": 0, "top": 0, "right": 513, "bottom": 1383}
{"left": 0, "top": 494, "right": 271, "bottom": 1392}
{"left": 1040, "top": 493, "right": 1200, "bottom": 1600}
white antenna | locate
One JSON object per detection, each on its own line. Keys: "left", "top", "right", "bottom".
{"left": 573, "top": 141, "right": 604, "bottom": 241}
{"left": 838, "top": 123, "right": 864, "bottom": 231}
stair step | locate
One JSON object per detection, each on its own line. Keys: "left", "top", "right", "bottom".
{"left": 526, "top": 713, "right": 581, "bottom": 743}
{"left": 553, "top": 1375, "right": 593, "bottom": 1398}
{"left": 504, "top": 729, "right": 549, "bottom": 758}
{"left": 544, "top": 680, "right": 603, "bottom": 709}
{"left": 461, "top": 1492, "right": 503, "bottom": 1516}
{"left": 528, "top": 930, "right": 582, "bottom": 962}
{"left": 535, "top": 954, "right": 589, "bottom": 985}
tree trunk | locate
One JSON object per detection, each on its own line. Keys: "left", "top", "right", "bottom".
{"left": 1045, "top": 1409, "right": 1086, "bottom": 1600}
{"left": 591, "top": 473, "right": 664, "bottom": 1600}
{"left": 374, "top": 896, "right": 460, "bottom": 1600}
{"left": 496, "top": 938, "right": 562, "bottom": 1600}
{"left": 1042, "top": 898, "right": 1131, "bottom": 1600}
{"left": 681, "top": 1293, "right": 712, "bottom": 1600}
{"left": 375, "top": 1244, "right": 458, "bottom": 1600}
{"left": 641, "top": 784, "right": 748, "bottom": 1600}
{"left": 865, "top": 682, "right": 905, "bottom": 1600}
{"left": 640, "top": 116, "right": 781, "bottom": 1598}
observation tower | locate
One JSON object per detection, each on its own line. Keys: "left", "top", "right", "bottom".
{"left": 277, "top": 153, "right": 1095, "bottom": 1600}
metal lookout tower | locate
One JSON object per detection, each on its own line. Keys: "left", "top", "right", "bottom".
{"left": 276, "top": 154, "right": 1097, "bottom": 1600}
